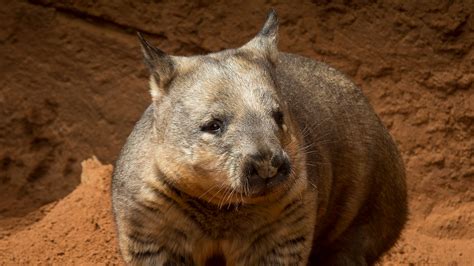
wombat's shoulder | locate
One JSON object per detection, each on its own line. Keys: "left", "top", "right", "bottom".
{"left": 276, "top": 52, "right": 363, "bottom": 99}
{"left": 112, "top": 105, "right": 154, "bottom": 194}
{"left": 275, "top": 52, "right": 374, "bottom": 123}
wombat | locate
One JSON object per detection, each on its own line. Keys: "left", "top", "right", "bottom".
{"left": 112, "top": 10, "right": 407, "bottom": 266}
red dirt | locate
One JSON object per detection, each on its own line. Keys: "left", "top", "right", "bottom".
{"left": 0, "top": 158, "right": 121, "bottom": 264}
{"left": 0, "top": 0, "right": 472, "bottom": 264}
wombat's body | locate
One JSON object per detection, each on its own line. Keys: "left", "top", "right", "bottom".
{"left": 276, "top": 53, "right": 407, "bottom": 264}
{"left": 112, "top": 11, "right": 407, "bottom": 266}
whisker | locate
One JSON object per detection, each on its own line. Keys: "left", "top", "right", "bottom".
{"left": 226, "top": 189, "right": 236, "bottom": 210}
{"left": 245, "top": 177, "right": 250, "bottom": 197}
{"left": 218, "top": 187, "right": 230, "bottom": 209}
{"left": 239, "top": 185, "right": 244, "bottom": 204}
{"left": 198, "top": 183, "right": 221, "bottom": 200}
{"left": 208, "top": 183, "right": 227, "bottom": 204}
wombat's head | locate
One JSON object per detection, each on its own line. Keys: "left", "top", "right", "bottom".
{"left": 140, "top": 11, "right": 306, "bottom": 205}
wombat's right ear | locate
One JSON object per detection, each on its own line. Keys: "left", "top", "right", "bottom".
{"left": 137, "top": 32, "right": 175, "bottom": 100}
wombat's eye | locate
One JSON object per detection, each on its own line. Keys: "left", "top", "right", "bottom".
{"left": 273, "top": 110, "right": 284, "bottom": 126}
{"left": 201, "top": 119, "right": 224, "bottom": 134}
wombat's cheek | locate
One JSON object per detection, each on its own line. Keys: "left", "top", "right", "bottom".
{"left": 155, "top": 155, "right": 220, "bottom": 198}
{"left": 190, "top": 146, "right": 225, "bottom": 170}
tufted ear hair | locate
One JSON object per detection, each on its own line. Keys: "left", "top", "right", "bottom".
{"left": 137, "top": 32, "right": 175, "bottom": 100}
{"left": 241, "top": 9, "right": 279, "bottom": 62}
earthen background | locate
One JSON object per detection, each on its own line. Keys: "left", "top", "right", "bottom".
{"left": 0, "top": 0, "right": 473, "bottom": 264}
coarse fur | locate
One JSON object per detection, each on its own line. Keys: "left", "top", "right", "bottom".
{"left": 112, "top": 10, "right": 407, "bottom": 266}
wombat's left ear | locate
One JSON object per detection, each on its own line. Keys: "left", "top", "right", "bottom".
{"left": 137, "top": 32, "right": 175, "bottom": 100}
{"left": 241, "top": 9, "right": 279, "bottom": 62}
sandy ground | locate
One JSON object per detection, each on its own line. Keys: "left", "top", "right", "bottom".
{"left": 0, "top": 0, "right": 473, "bottom": 264}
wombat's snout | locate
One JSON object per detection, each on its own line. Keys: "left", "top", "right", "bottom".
{"left": 244, "top": 149, "right": 291, "bottom": 193}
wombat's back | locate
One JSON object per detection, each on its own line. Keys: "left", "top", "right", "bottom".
{"left": 276, "top": 52, "right": 407, "bottom": 263}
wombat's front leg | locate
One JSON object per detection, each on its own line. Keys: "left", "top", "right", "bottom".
{"left": 256, "top": 235, "right": 312, "bottom": 266}
{"left": 118, "top": 234, "right": 193, "bottom": 266}
{"left": 116, "top": 211, "right": 194, "bottom": 266}
{"left": 236, "top": 199, "right": 315, "bottom": 266}
{"left": 125, "top": 248, "right": 182, "bottom": 266}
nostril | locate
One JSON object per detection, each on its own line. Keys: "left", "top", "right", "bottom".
{"left": 271, "top": 154, "right": 283, "bottom": 169}
{"left": 248, "top": 162, "right": 259, "bottom": 178}
{"left": 277, "top": 158, "right": 291, "bottom": 177}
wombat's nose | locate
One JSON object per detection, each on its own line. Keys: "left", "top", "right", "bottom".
{"left": 252, "top": 154, "right": 282, "bottom": 179}
{"left": 246, "top": 151, "right": 291, "bottom": 187}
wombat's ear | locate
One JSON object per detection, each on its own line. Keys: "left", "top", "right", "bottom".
{"left": 241, "top": 9, "right": 279, "bottom": 62}
{"left": 137, "top": 32, "right": 175, "bottom": 99}
{"left": 258, "top": 9, "right": 278, "bottom": 47}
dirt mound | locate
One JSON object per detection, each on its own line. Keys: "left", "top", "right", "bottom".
{"left": 0, "top": 158, "right": 121, "bottom": 264}
{"left": 0, "top": 0, "right": 472, "bottom": 264}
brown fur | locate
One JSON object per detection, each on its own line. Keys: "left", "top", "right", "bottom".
{"left": 112, "top": 10, "right": 407, "bottom": 266}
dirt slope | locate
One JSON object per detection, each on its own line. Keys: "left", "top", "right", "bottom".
{"left": 0, "top": 0, "right": 472, "bottom": 264}
{"left": 0, "top": 158, "right": 121, "bottom": 264}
